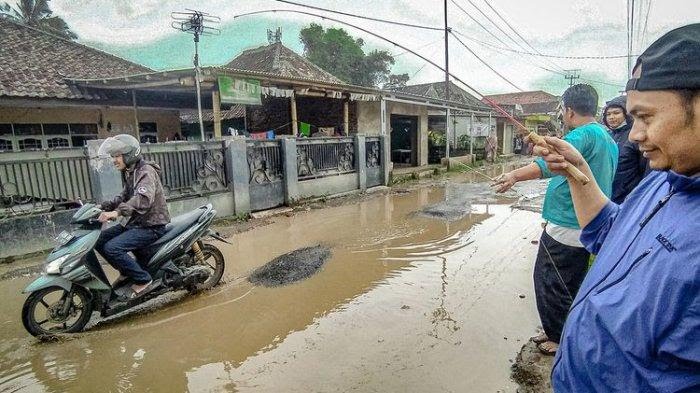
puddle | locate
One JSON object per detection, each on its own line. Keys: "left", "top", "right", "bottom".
{"left": 0, "top": 177, "right": 547, "bottom": 392}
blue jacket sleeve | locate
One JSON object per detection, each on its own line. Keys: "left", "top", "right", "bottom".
{"left": 580, "top": 201, "right": 620, "bottom": 254}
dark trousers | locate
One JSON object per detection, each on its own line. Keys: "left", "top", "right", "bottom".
{"left": 533, "top": 230, "right": 590, "bottom": 343}
{"left": 86, "top": 224, "right": 164, "bottom": 285}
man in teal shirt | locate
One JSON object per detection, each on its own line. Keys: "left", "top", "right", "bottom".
{"left": 494, "top": 84, "right": 618, "bottom": 355}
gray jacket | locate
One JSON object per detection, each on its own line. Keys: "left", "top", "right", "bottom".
{"left": 102, "top": 159, "right": 170, "bottom": 227}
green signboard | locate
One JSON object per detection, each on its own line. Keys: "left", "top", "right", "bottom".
{"left": 218, "top": 76, "right": 261, "bottom": 105}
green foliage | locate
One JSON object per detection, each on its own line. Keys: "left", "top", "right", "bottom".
{"left": 299, "top": 23, "right": 407, "bottom": 88}
{"left": 428, "top": 130, "right": 446, "bottom": 146}
{"left": 1, "top": 0, "right": 77, "bottom": 40}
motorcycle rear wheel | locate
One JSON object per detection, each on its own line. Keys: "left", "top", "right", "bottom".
{"left": 22, "top": 286, "right": 93, "bottom": 337}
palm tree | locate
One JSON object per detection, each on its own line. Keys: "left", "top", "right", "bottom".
{"left": 0, "top": 0, "right": 77, "bottom": 40}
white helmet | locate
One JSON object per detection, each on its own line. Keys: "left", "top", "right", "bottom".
{"left": 98, "top": 134, "right": 142, "bottom": 166}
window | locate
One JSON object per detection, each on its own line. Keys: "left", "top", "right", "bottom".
{"left": 47, "top": 137, "right": 70, "bottom": 148}
{"left": 18, "top": 138, "right": 42, "bottom": 150}
{"left": 69, "top": 123, "right": 99, "bottom": 148}
{"left": 43, "top": 124, "right": 70, "bottom": 135}
{"left": 14, "top": 124, "right": 42, "bottom": 135}
{"left": 0, "top": 124, "right": 12, "bottom": 135}
{"left": 0, "top": 124, "right": 12, "bottom": 152}
{"left": 69, "top": 124, "right": 98, "bottom": 134}
{"left": 139, "top": 122, "right": 158, "bottom": 143}
{"left": 0, "top": 138, "right": 12, "bottom": 151}
{"left": 0, "top": 122, "right": 100, "bottom": 151}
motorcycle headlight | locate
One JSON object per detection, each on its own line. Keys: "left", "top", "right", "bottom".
{"left": 45, "top": 255, "right": 70, "bottom": 274}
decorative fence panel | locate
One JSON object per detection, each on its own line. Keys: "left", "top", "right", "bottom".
{"left": 365, "top": 136, "right": 383, "bottom": 188}
{"left": 0, "top": 148, "right": 92, "bottom": 217}
{"left": 141, "top": 141, "right": 228, "bottom": 200}
{"left": 246, "top": 140, "right": 285, "bottom": 212}
{"left": 296, "top": 137, "right": 355, "bottom": 181}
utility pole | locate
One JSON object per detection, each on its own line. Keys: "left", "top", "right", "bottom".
{"left": 564, "top": 69, "right": 581, "bottom": 87}
{"left": 444, "top": 0, "right": 450, "bottom": 160}
{"left": 172, "top": 9, "right": 220, "bottom": 141}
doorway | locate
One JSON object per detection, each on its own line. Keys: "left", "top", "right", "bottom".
{"left": 390, "top": 115, "right": 418, "bottom": 167}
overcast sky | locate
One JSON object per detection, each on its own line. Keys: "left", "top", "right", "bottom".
{"left": 51, "top": 0, "right": 699, "bottom": 99}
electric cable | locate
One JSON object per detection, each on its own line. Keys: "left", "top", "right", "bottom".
{"left": 273, "top": 0, "right": 443, "bottom": 31}
{"left": 449, "top": 31, "right": 524, "bottom": 91}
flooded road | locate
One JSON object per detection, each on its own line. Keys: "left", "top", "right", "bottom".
{"left": 1, "top": 174, "right": 546, "bottom": 392}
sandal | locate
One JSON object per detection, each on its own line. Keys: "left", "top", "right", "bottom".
{"left": 537, "top": 341, "right": 559, "bottom": 356}
{"left": 128, "top": 280, "right": 156, "bottom": 299}
{"left": 530, "top": 332, "right": 549, "bottom": 344}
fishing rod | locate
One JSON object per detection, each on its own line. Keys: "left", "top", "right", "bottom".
{"left": 232, "top": 9, "right": 590, "bottom": 185}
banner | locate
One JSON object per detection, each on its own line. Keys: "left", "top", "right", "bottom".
{"left": 218, "top": 76, "right": 261, "bottom": 105}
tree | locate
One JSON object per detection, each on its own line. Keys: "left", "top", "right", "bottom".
{"left": 383, "top": 73, "right": 410, "bottom": 90}
{"left": 1, "top": 0, "right": 77, "bottom": 40}
{"left": 300, "top": 23, "right": 407, "bottom": 88}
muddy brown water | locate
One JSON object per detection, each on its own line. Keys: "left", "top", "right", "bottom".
{"left": 0, "top": 172, "right": 547, "bottom": 392}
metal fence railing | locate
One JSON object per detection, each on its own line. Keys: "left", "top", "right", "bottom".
{"left": 297, "top": 137, "right": 355, "bottom": 181}
{"left": 141, "top": 141, "right": 228, "bottom": 199}
{"left": 246, "top": 140, "right": 283, "bottom": 184}
{"left": 0, "top": 148, "right": 92, "bottom": 217}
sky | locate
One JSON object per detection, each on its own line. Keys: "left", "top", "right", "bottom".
{"left": 49, "top": 0, "right": 699, "bottom": 100}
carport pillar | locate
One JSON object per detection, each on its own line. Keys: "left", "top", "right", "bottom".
{"left": 381, "top": 134, "right": 391, "bottom": 186}
{"left": 445, "top": 108, "right": 451, "bottom": 160}
{"left": 380, "top": 98, "right": 387, "bottom": 135}
{"left": 343, "top": 100, "right": 349, "bottom": 135}
{"left": 223, "top": 137, "right": 250, "bottom": 215}
{"left": 290, "top": 95, "right": 298, "bottom": 136}
{"left": 355, "top": 134, "right": 367, "bottom": 191}
{"left": 132, "top": 90, "right": 140, "bottom": 140}
{"left": 281, "top": 137, "right": 299, "bottom": 204}
{"left": 212, "top": 90, "right": 222, "bottom": 139}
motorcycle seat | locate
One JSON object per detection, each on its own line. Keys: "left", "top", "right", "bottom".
{"left": 152, "top": 207, "right": 205, "bottom": 246}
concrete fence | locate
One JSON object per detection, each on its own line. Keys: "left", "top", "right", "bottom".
{"left": 0, "top": 135, "right": 390, "bottom": 260}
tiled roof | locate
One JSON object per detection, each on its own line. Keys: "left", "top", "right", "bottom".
{"left": 483, "top": 90, "right": 559, "bottom": 105}
{"left": 395, "top": 81, "right": 489, "bottom": 110}
{"left": 521, "top": 101, "right": 559, "bottom": 115}
{"left": 0, "top": 18, "right": 152, "bottom": 100}
{"left": 225, "top": 42, "right": 343, "bottom": 85}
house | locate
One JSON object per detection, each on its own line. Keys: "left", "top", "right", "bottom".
{"left": 483, "top": 90, "right": 561, "bottom": 155}
{"left": 0, "top": 18, "right": 185, "bottom": 151}
{"left": 394, "top": 81, "right": 495, "bottom": 163}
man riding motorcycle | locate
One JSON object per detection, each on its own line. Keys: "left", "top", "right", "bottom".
{"left": 89, "top": 134, "right": 170, "bottom": 298}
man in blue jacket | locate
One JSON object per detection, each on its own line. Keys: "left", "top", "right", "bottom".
{"left": 494, "top": 84, "right": 618, "bottom": 355}
{"left": 602, "top": 95, "right": 649, "bottom": 203}
{"left": 534, "top": 23, "right": 700, "bottom": 392}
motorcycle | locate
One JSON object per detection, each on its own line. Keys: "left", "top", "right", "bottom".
{"left": 21, "top": 203, "right": 228, "bottom": 337}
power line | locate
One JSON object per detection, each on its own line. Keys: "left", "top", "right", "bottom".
{"left": 393, "top": 38, "right": 444, "bottom": 58}
{"left": 449, "top": 0, "right": 565, "bottom": 74}
{"left": 272, "top": 0, "right": 443, "bottom": 31}
{"left": 629, "top": 0, "right": 636, "bottom": 77}
{"left": 233, "top": 9, "right": 482, "bottom": 98}
{"left": 640, "top": 0, "right": 653, "bottom": 51}
{"left": 453, "top": 30, "right": 637, "bottom": 59}
{"left": 452, "top": 30, "right": 626, "bottom": 88}
{"left": 449, "top": 31, "right": 524, "bottom": 91}
{"left": 479, "top": 0, "right": 568, "bottom": 72}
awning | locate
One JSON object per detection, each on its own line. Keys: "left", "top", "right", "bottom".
{"left": 180, "top": 105, "right": 245, "bottom": 124}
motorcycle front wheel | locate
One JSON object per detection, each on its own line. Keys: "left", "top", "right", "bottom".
{"left": 22, "top": 286, "right": 93, "bottom": 337}
{"left": 190, "top": 243, "right": 225, "bottom": 291}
